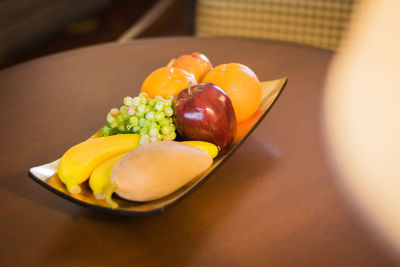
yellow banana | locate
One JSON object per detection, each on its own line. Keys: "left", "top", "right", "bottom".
{"left": 58, "top": 134, "right": 140, "bottom": 194}
{"left": 89, "top": 153, "right": 125, "bottom": 199}
{"left": 181, "top": 141, "right": 219, "bottom": 159}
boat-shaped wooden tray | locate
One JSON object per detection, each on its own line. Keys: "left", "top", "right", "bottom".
{"left": 29, "top": 78, "right": 287, "bottom": 215}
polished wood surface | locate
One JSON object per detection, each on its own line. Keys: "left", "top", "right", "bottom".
{"left": 0, "top": 37, "right": 397, "bottom": 266}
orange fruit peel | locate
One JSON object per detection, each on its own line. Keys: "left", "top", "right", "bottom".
{"left": 141, "top": 67, "right": 197, "bottom": 98}
{"left": 172, "top": 52, "right": 212, "bottom": 82}
{"left": 202, "top": 63, "right": 262, "bottom": 122}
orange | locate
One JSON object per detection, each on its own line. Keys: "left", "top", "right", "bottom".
{"left": 172, "top": 52, "right": 212, "bottom": 82}
{"left": 141, "top": 67, "right": 197, "bottom": 98}
{"left": 202, "top": 63, "right": 262, "bottom": 122}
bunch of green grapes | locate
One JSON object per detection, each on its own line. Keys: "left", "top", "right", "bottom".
{"left": 102, "top": 92, "right": 176, "bottom": 145}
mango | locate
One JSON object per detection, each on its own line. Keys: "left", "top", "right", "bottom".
{"left": 111, "top": 141, "right": 212, "bottom": 202}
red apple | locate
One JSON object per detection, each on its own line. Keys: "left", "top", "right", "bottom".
{"left": 173, "top": 83, "right": 237, "bottom": 150}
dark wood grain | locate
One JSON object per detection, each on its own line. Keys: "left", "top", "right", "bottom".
{"left": 0, "top": 37, "right": 398, "bottom": 266}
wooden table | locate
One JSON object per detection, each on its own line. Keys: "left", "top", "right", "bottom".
{"left": 0, "top": 37, "right": 398, "bottom": 266}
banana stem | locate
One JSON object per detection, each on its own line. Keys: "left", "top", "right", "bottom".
{"left": 66, "top": 183, "right": 81, "bottom": 194}
{"left": 104, "top": 184, "right": 118, "bottom": 209}
{"left": 94, "top": 192, "right": 105, "bottom": 200}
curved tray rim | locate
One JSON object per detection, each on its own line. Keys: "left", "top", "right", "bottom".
{"left": 29, "top": 78, "right": 288, "bottom": 216}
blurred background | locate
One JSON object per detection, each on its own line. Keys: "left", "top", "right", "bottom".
{"left": 0, "top": 0, "right": 193, "bottom": 69}
{"left": 0, "top": 0, "right": 355, "bottom": 70}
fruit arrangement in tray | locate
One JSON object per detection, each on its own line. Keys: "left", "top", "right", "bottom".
{"left": 48, "top": 52, "right": 274, "bottom": 209}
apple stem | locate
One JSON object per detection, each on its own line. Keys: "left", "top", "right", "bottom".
{"left": 188, "top": 83, "right": 193, "bottom": 95}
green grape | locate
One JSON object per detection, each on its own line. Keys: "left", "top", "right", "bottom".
{"left": 134, "top": 111, "right": 144, "bottom": 118}
{"left": 158, "top": 117, "right": 169, "bottom": 126}
{"left": 103, "top": 93, "right": 177, "bottom": 143}
{"left": 164, "top": 107, "right": 173, "bottom": 117}
{"left": 149, "top": 122, "right": 159, "bottom": 130}
{"left": 160, "top": 117, "right": 173, "bottom": 126}
{"left": 139, "top": 127, "right": 148, "bottom": 135}
{"left": 115, "top": 115, "right": 123, "bottom": 124}
{"left": 145, "top": 105, "right": 152, "bottom": 113}
{"left": 110, "top": 108, "right": 120, "bottom": 117}
{"left": 139, "top": 92, "right": 148, "bottom": 98}
{"left": 102, "top": 125, "right": 111, "bottom": 136}
{"left": 139, "top": 134, "right": 150, "bottom": 145}
{"left": 110, "top": 120, "right": 118, "bottom": 129}
{"left": 117, "top": 124, "right": 126, "bottom": 131}
{"left": 139, "top": 96, "right": 147, "bottom": 105}
{"left": 161, "top": 125, "right": 172, "bottom": 135}
{"left": 129, "top": 116, "right": 139, "bottom": 126}
{"left": 154, "top": 102, "right": 164, "bottom": 111}
{"left": 132, "top": 96, "right": 141, "bottom": 106}
{"left": 106, "top": 113, "right": 114, "bottom": 124}
{"left": 155, "top": 111, "right": 165, "bottom": 121}
{"left": 132, "top": 126, "right": 141, "bottom": 133}
{"left": 137, "top": 104, "right": 146, "bottom": 113}
{"left": 120, "top": 106, "right": 130, "bottom": 120}
{"left": 127, "top": 106, "right": 135, "bottom": 115}
{"left": 145, "top": 111, "right": 155, "bottom": 121}
{"left": 163, "top": 132, "right": 176, "bottom": 141}
{"left": 149, "top": 127, "right": 159, "bottom": 137}
{"left": 139, "top": 117, "right": 147, "bottom": 128}
{"left": 150, "top": 136, "right": 160, "bottom": 143}
{"left": 123, "top": 96, "right": 133, "bottom": 106}
{"left": 120, "top": 105, "right": 127, "bottom": 113}
{"left": 156, "top": 133, "right": 163, "bottom": 140}
{"left": 162, "top": 99, "right": 172, "bottom": 107}
{"left": 113, "top": 117, "right": 123, "bottom": 130}
{"left": 148, "top": 98, "right": 156, "bottom": 107}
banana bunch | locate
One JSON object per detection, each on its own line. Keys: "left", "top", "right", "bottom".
{"left": 58, "top": 134, "right": 141, "bottom": 194}
{"left": 57, "top": 134, "right": 218, "bottom": 208}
